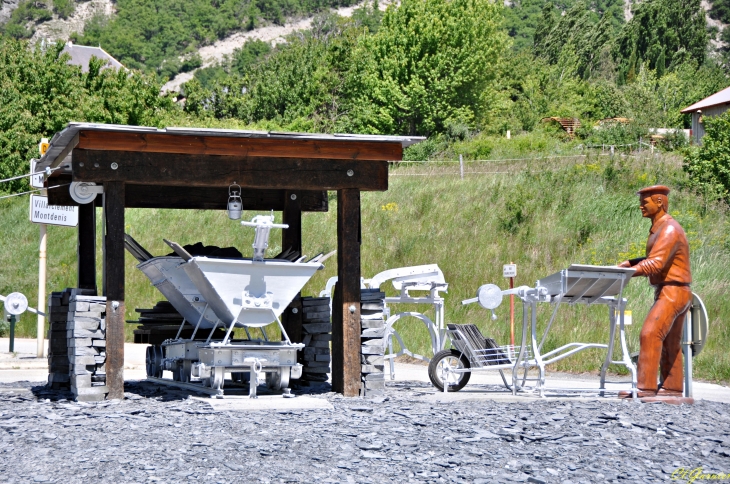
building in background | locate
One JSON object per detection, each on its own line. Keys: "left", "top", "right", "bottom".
{"left": 60, "top": 41, "right": 124, "bottom": 73}
{"left": 681, "top": 86, "right": 730, "bottom": 144}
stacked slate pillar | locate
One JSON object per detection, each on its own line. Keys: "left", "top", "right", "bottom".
{"left": 47, "top": 290, "right": 72, "bottom": 390}
{"left": 47, "top": 288, "right": 108, "bottom": 401}
{"left": 300, "top": 296, "right": 331, "bottom": 383}
{"left": 360, "top": 288, "right": 386, "bottom": 396}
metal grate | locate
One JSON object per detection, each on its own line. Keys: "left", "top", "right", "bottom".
{"left": 447, "top": 324, "right": 523, "bottom": 368}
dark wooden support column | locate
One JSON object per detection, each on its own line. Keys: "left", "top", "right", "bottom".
{"left": 77, "top": 202, "right": 96, "bottom": 292}
{"left": 104, "top": 182, "right": 125, "bottom": 399}
{"left": 332, "top": 189, "right": 361, "bottom": 396}
{"left": 281, "top": 190, "right": 303, "bottom": 345}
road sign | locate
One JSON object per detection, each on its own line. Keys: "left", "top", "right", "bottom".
{"left": 29, "top": 195, "right": 78, "bottom": 227}
{"left": 29, "top": 160, "right": 44, "bottom": 189}
{"left": 503, "top": 264, "right": 517, "bottom": 278}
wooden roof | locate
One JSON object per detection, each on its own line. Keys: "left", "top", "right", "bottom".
{"left": 37, "top": 123, "right": 423, "bottom": 211}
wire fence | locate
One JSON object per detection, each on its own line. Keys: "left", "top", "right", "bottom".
{"left": 388, "top": 140, "right": 671, "bottom": 178}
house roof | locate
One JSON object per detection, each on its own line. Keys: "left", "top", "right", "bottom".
{"left": 61, "top": 42, "right": 124, "bottom": 73}
{"left": 681, "top": 85, "right": 730, "bottom": 113}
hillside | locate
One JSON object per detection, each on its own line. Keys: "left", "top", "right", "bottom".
{"left": 2, "top": 149, "right": 729, "bottom": 383}
{"left": 1, "top": 0, "right": 726, "bottom": 84}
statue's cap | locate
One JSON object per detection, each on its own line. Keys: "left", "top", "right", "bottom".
{"left": 637, "top": 185, "right": 670, "bottom": 196}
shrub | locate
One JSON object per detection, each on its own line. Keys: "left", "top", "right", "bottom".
{"left": 684, "top": 111, "right": 730, "bottom": 203}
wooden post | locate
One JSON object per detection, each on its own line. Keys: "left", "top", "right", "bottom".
{"left": 332, "top": 189, "right": 361, "bottom": 396}
{"left": 77, "top": 202, "right": 96, "bottom": 291}
{"left": 282, "top": 190, "right": 303, "bottom": 345}
{"left": 104, "top": 182, "right": 125, "bottom": 399}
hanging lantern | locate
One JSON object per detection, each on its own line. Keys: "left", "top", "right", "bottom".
{"left": 227, "top": 182, "right": 242, "bottom": 220}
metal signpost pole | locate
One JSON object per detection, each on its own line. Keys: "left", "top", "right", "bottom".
{"left": 32, "top": 144, "right": 50, "bottom": 358}
{"left": 38, "top": 221, "right": 47, "bottom": 357}
{"left": 510, "top": 264, "right": 515, "bottom": 348}
{"left": 503, "top": 263, "right": 517, "bottom": 351}
{"left": 683, "top": 313, "right": 693, "bottom": 398}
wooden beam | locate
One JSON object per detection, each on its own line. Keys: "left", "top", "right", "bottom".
{"left": 77, "top": 130, "right": 403, "bottom": 161}
{"left": 104, "top": 182, "right": 125, "bottom": 400}
{"left": 48, "top": 181, "right": 327, "bottom": 212}
{"left": 77, "top": 202, "right": 96, "bottom": 291}
{"left": 72, "top": 150, "right": 389, "bottom": 191}
{"left": 332, "top": 189, "right": 361, "bottom": 396}
{"left": 281, "top": 190, "right": 303, "bottom": 347}
{"left": 124, "top": 186, "right": 328, "bottom": 211}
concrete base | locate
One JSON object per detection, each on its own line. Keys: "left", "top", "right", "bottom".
{"left": 2, "top": 339, "right": 730, "bottom": 404}
{"left": 640, "top": 396, "right": 695, "bottom": 405}
{"left": 194, "top": 395, "right": 334, "bottom": 411}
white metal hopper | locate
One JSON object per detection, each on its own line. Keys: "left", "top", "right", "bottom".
{"left": 183, "top": 257, "right": 322, "bottom": 328}
{"left": 136, "top": 256, "right": 220, "bottom": 329}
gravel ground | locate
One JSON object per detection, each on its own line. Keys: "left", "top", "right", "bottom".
{"left": 0, "top": 380, "right": 729, "bottom": 483}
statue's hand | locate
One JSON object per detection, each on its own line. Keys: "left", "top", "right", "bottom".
{"left": 617, "top": 260, "right": 631, "bottom": 268}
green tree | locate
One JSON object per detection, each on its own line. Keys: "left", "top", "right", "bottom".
{"left": 345, "top": 0, "right": 508, "bottom": 135}
{"left": 0, "top": 37, "right": 174, "bottom": 194}
{"left": 613, "top": 0, "right": 707, "bottom": 84}
{"left": 533, "top": 2, "right": 613, "bottom": 79}
{"left": 684, "top": 110, "right": 730, "bottom": 203}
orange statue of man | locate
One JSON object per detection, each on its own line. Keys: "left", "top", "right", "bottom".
{"left": 618, "top": 185, "right": 692, "bottom": 399}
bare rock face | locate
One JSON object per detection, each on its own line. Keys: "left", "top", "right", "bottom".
{"left": 0, "top": 0, "right": 21, "bottom": 26}
{"left": 31, "top": 0, "right": 114, "bottom": 44}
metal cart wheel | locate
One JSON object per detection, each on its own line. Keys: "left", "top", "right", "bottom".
{"left": 145, "top": 345, "right": 163, "bottom": 378}
{"left": 266, "top": 367, "right": 290, "bottom": 390}
{"left": 428, "top": 349, "right": 471, "bottom": 392}
{"left": 231, "top": 372, "right": 249, "bottom": 383}
{"left": 173, "top": 361, "right": 191, "bottom": 383}
{"left": 211, "top": 367, "right": 225, "bottom": 391}
{"left": 172, "top": 363, "right": 181, "bottom": 382}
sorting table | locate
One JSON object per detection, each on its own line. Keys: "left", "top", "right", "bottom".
{"left": 433, "top": 264, "right": 638, "bottom": 397}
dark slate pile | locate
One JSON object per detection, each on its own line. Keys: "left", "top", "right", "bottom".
{"left": 0, "top": 380, "right": 728, "bottom": 483}
{"left": 47, "top": 288, "right": 107, "bottom": 401}
{"left": 300, "top": 296, "right": 332, "bottom": 383}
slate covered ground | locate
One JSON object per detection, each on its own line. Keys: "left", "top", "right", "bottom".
{"left": 0, "top": 380, "right": 728, "bottom": 483}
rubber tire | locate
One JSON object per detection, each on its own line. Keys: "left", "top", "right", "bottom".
{"left": 428, "top": 349, "right": 471, "bottom": 392}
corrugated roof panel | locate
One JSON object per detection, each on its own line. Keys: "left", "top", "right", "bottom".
{"left": 681, "top": 85, "right": 730, "bottom": 113}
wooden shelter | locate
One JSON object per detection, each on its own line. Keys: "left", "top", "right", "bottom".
{"left": 36, "top": 123, "right": 423, "bottom": 398}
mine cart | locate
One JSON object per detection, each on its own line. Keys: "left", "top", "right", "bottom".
{"left": 129, "top": 215, "right": 325, "bottom": 397}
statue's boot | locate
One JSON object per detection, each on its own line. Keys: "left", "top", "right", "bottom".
{"left": 618, "top": 389, "right": 656, "bottom": 399}
{"left": 656, "top": 388, "right": 683, "bottom": 397}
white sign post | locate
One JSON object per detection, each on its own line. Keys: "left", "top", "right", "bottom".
{"left": 503, "top": 263, "right": 517, "bottom": 349}
{"left": 29, "top": 195, "right": 78, "bottom": 227}
{"left": 503, "top": 264, "right": 517, "bottom": 278}
{"left": 29, "top": 160, "right": 45, "bottom": 189}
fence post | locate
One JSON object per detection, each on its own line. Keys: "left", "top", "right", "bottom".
{"left": 459, "top": 154, "right": 464, "bottom": 180}
{"left": 639, "top": 137, "right": 642, "bottom": 154}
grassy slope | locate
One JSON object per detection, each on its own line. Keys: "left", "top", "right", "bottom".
{"left": 2, "top": 149, "right": 729, "bottom": 382}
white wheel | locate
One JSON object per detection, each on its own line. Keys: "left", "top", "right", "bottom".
{"left": 266, "top": 368, "right": 290, "bottom": 391}
{"left": 212, "top": 367, "right": 225, "bottom": 391}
